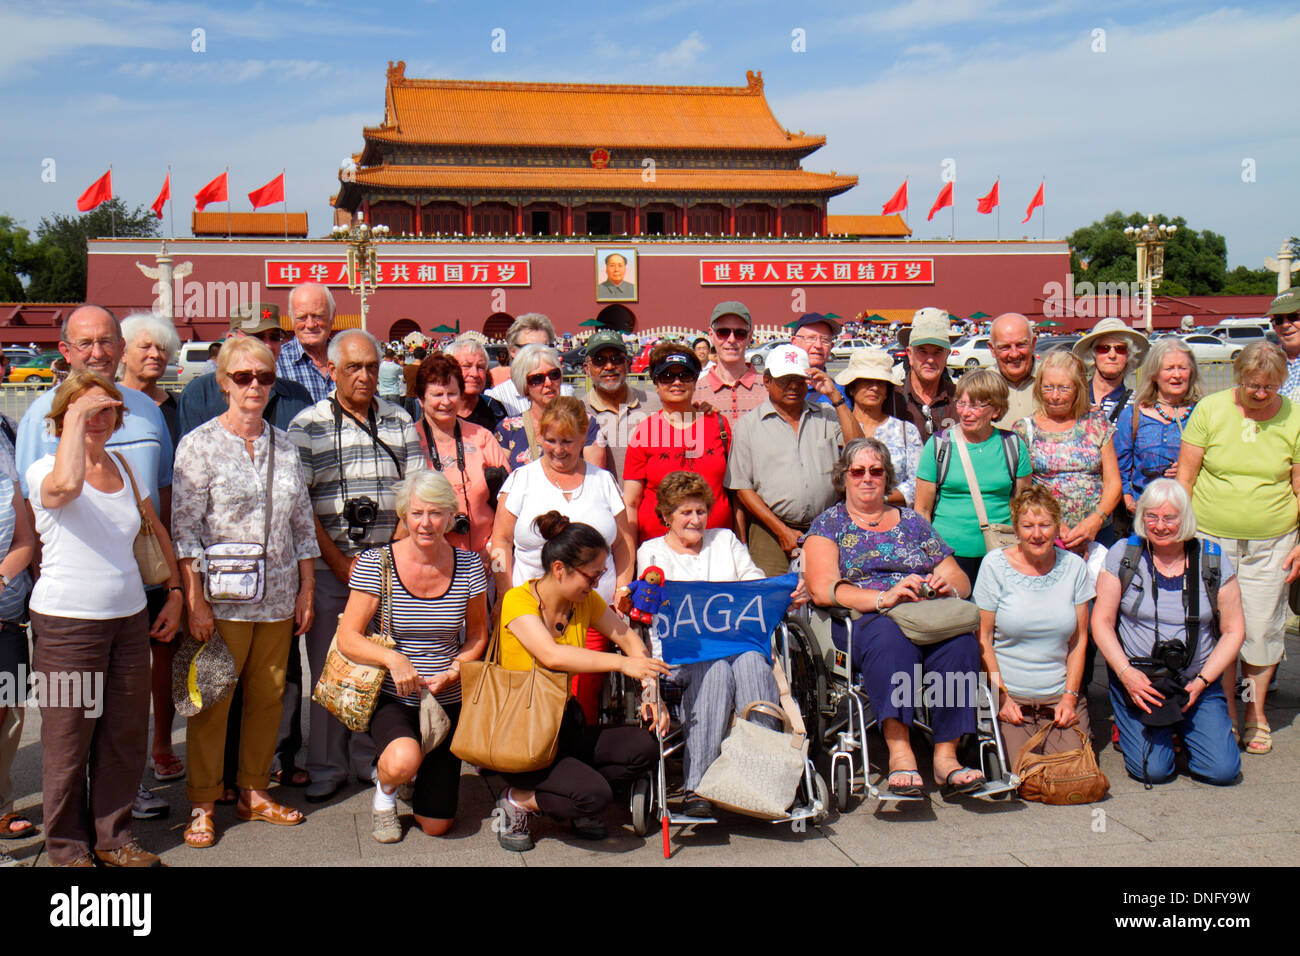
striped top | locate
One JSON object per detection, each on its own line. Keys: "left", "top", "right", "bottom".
{"left": 349, "top": 545, "right": 488, "bottom": 706}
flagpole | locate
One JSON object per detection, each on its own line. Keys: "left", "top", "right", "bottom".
{"left": 1041, "top": 176, "right": 1046, "bottom": 240}
{"left": 996, "top": 175, "right": 1001, "bottom": 241}
{"left": 282, "top": 167, "right": 288, "bottom": 240}
{"left": 226, "top": 165, "right": 231, "bottom": 238}
{"left": 167, "top": 164, "right": 174, "bottom": 239}
{"left": 951, "top": 181, "right": 956, "bottom": 241}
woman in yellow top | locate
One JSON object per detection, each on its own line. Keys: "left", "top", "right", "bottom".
{"left": 494, "top": 511, "right": 669, "bottom": 852}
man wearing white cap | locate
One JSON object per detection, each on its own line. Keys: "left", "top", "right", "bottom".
{"left": 1072, "top": 317, "right": 1147, "bottom": 423}
{"left": 886, "top": 307, "right": 958, "bottom": 440}
{"left": 725, "top": 346, "right": 862, "bottom": 576}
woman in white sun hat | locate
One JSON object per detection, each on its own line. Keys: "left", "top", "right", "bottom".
{"left": 836, "top": 348, "right": 922, "bottom": 506}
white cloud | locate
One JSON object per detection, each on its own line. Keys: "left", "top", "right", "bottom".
{"left": 116, "top": 58, "right": 333, "bottom": 84}
{"left": 654, "top": 31, "right": 708, "bottom": 72}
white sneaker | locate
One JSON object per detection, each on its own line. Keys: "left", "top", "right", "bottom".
{"left": 131, "top": 784, "right": 168, "bottom": 820}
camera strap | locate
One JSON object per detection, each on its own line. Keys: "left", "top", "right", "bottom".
{"left": 421, "top": 417, "right": 471, "bottom": 517}
{"left": 1142, "top": 541, "right": 1200, "bottom": 676}
{"left": 332, "top": 398, "right": 404, "bottom": 476}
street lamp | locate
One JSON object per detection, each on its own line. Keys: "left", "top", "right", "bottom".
{"left": 330, "top": 214, "right": 391, "bottom": 328}
{"left": 1124, "top": 215, "right": 1177, "bottom": 334}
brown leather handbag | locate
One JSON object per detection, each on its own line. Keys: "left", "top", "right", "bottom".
{"left": 1013, "top": 721, "right": 1110, "bottom": 805}
{"left": 114, "top": 453, "right": 170, "bottom": 586}
{"left": 450, "top": 621, "right": 569, "bottom": 774}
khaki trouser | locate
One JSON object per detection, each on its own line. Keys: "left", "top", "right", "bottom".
{"left": 747, "top": 520, "right": 806, "bottom": 578}
{"left": 186, "top": 618, "right": 294, "bottom": 802}
{"left": 999, "top": 695, "right": 1092, "bottom": 768}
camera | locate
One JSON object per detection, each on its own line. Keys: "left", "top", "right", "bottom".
{"left": 1150, "top": 639, "right": 1190, "bottom": 674}
{"left": 451, "top": 513, "right": 470, "bottom": 536}
{"left": 343, "top": 495, "right": 379, "bottom": 541}
{"left": 918, "top": 583, "right": 937, "bottom": 600}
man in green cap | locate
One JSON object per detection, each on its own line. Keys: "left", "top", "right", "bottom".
{"left": 582, "top": 329, "right": 659, "bottom": 480}
{"left": 1268, "top": 288, "right": 1300, "bottom": 399}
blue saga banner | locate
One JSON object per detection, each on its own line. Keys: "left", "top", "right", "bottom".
{"left": 650, "top": 573, "right": 798, "bottom": 666}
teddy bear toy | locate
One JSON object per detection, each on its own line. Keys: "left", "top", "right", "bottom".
{"left": 625, "top": 566, "right": 666, "bottom": 625}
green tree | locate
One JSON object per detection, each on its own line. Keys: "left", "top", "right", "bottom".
{"left": 1221, "top": 265, "right": 1278, "bottom": 295}
{"left": 0, "top": 215, "right": 42, "bottom": 301}
{"left": 1068, "top": 211, "right": 1228, "bottom": 295}
{"left": 26, "top": 198, "right": 159, "bottom": 302}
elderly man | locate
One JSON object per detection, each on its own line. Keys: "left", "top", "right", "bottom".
{"left": 885, "top": 307, "right": 958, "bottom": 440}
{"left": 177, "top": 303, "right": 313, "bottom": 437}
{"left": 277, "top": 282, "right": 336, "bottom": 403}
{"left": 791, "top": 312, "right": 848, "bottom": 406}
{"left": 989, "top": 312, "right": 1038, "bottom": 429}
{"left": 1268, "top": 289, "right": 1300, "bottom": 399}
{"left": 484, "top": 313, "right": 575, "bottom": 416}
{"left": 582, "top": 328, "right": 659, "bottom": 481}
{"left": 597, "top": 253, "right": 636, "bottom": 299}
{"left": 444, "top": 336, "right": 507, "bottom": 432}
{"left": 1072, "top": 317, "right": 1147, "bottom": 422}
{"left": 693, "top": 301, "right": 767, "bottom": 425}
{"left": 726, "top": 346, "right": 861, "bottom": 576}
{"left": 287, "top": 329, "right": 424, "bottom": 803}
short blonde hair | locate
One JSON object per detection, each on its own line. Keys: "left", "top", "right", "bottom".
{"left": 46, "top": 369, "right": 124, "bottom": 437}
{"left": 1233, "top": 342, "right": 1287, "bottom": 388}
{"left": 217, "top": 336, "right": 275, "bottom": 381}
{"left": 539, "top": 395, "right": 589, "bottom": 441}
{"left": 395, "top": 470, "right": 458, "bottom": 519}
{"left": 1033, "top": 349, "right": 1090, "bottom": 419}
{"left": 956, "top": 369, "right": 1010, "bottom": 419}
{"left": 1010, "top": 485, "right": 1061, "bottom": 528}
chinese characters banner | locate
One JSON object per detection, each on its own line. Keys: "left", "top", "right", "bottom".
{"left": 264, "top": 259, "right": 532, "bottom": 287}
{"left": 699, "top": 258, "right": 934, "bottom": 285}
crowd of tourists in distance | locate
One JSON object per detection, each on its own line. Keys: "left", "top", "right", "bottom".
{"left": 2, "top": 281, "right": 1299, "bottom": 865}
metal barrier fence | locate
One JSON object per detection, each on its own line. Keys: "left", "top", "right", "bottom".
{"left": 0, "top": 382, "right": 185, "bottom": 423}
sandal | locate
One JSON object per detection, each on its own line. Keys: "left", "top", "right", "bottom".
{"left": 184, "top": 808, "right": 215, "bottom": 849}
{"left": 152, "top": 754, "right": 185, "bottom": 782}
{"left": 884, "top": 769, "right": 924, "bottom": 797}
{"left": 270, "top": 766, "right": 311, "bottom": 788}
{"left": 1242, "top": 722, "right": 1272, "bottom": 755}
{"left": 237, "top": 800, "right": 305, "bottom": 826}
{"left": 0, "top": 812, "right": 38, "bottom": 840}
{"left": 937, "top": 766, "right": 986, "bottom": 795}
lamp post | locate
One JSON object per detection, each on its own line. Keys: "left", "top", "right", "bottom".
{"left": 330, "top": 214, "right": 391, "bottom": 329}
{"left": 1123, "top": 215, "right": 1176, "bottom": 334}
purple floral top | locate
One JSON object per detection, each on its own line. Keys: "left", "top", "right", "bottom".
{"left": 1013, "top": 411, "right": 1115, "bottom": 528}
{"left": 808, "top": 503, "right": 953, "bottom": 591}
{"left": 494, "top": 414, "right": 600, "bottom": 468}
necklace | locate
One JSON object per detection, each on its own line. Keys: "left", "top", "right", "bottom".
{"left": 543, "top": 459, "right": 585, "bottom": 501}
{"left": 221, "top": 413, "right": 263, "bottom": 443}
{"left": 849, "top": 503, "right": 891, "bottom": 528}
{"left": 532, "top": 582, "right": 572, "bottom": 634}
{"left": 1151, "top": 402, "right": 1189, "bottom": 425}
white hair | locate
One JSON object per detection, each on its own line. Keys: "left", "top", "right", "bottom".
{"left": 289, "top": 282, "right": 336, "bottom": 321}
{"left": 446, "top": 335, "right": 488, "bottom": 363}
{"left": 395, "top": 470, "right": 458, "bottom": 519}
{"left": 510, "top": 343, "right": 561, "bottom": 397}
{"left": 505, "top": 313, "right": 556, "bottom": 352}
{"left": 327, "top": 328, "right": 382, "bottom": 365}
{"left": 120, "top": 312, "right": 180, "bottom": 364}
{"left": 1133, "top": 478, "right": 1198, "bottom": 542}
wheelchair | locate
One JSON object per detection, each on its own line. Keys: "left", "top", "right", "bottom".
{"left": 782, "top": 603, "right": 1018, "bottom": 809}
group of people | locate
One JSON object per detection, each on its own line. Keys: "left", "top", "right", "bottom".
{"left": 2, "top": 285, "right": 1297, "bottom": 867}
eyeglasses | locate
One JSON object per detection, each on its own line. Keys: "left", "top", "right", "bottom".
{"left": 569, "top": 564, "right": 605, "bottom": 588}
{"left": 1093, "top": 343, "right": 1129, "bottom": 355}
{"left": 526, "top": 368, "right": 563, "bottom": 388}
{"left": 1041, "top": 384, "right": 1075, "bottom": 394}
{"left": 587, "top": 352, "right": 627, "bottom": 368}
{"left": 255, "top": 329, "right": 287, "bottom": 344}
{"left": 229, "top": 370, "right": 275, "bottom": 387}
{"left": 955, "top": 400, "right": 992, "bottom": 411}
{"left": 793, "top": 332, "right": 833, "bottom": 345}
{"left": 1143, "top": 514, "right": 1180, "bottom": 528}
{"left": 654, "top": 369, "right": 698, "bottom": 385}
{"left": 847, "top": 465, "right": 886, "bottom": 480}
{"left": 713, "top": 327, "right": 750, "bottom": 341}
{"left": 66, "top": 337, "right": 118, "bottom": 354}
{"left": 1241, "top": 381, "right": 1279, "bottom": 394}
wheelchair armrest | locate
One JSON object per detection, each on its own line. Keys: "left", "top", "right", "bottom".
{"left": 807, "top": 602, "right": 861, "bottom": 623}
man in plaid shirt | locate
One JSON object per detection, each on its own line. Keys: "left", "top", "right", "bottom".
{"left": 286, "top": 329, "right": 425, "bottom": 803}
{"left": 277, "top": 283, "right": 337, "bottom": 403}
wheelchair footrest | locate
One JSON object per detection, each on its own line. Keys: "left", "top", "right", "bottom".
{"left": 664, "top": 812, "right": 718, "bottom": 826}
{"left": 867, "top": 784, "right": 926, "bottom": 803}
{"left": 968, "top": 779, "right": 1018, "bottom": 800}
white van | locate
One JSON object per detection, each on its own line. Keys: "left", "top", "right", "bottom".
{"left": 1209, "top": 318, "right": 1273, "bottom": 355}
{"left": 177, "top": 341, "right": 220, "bottom": 384}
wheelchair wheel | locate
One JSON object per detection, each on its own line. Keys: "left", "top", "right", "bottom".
{"left": 812, "top": 772, "right": 830, "bottom": 824}
{"left": 784, "top": 620, "right": 827, "bottom": 752}
{"left": 630, "top": 776, "right": 650, "bottom": 837}
{"left": 833, "top": 761, "right": 851, "bottom": 813}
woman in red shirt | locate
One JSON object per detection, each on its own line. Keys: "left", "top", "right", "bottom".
{"left": 624, "top": 345, "right": 732, "bottom": 544}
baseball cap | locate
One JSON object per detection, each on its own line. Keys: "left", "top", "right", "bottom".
{"left": 1267, "top": 288, "right": 1300, "bottom": 316}
{"left": 230, "top": 303, "right": 282, "bottom": 335}
{"left": 649, "top": 348, "right": 702, "bottom": 380}
{"left": 792, "top": 312, "right": 842, "bottom": 335}
{"left": 710, "top": 301, "right": 752, "bottom": 327}
{"left": 907, "top": 307, "right": 952, "bottom": 349}
{"left": 764, "top": 345, "right": 811, "bottom": 379}
{"left": 584, "top": 329, "right": 628, "bottom": 357}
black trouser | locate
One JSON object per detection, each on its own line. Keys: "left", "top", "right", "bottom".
{"left": 502, "top": 701, "right": 657, "bottom": 820}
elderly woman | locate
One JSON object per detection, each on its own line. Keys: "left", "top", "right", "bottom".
{"left": 171, "top": 338, "right": 319, "bottom": 848}
{"left": 492, "top": 397, "right": 633, "bottom": 724}
{"left": 1091, "top": 480, "right": 1245, "bottom": 785}
{"left": 1073, "top": 317, "right": 1147, "bottom": 422}
{"left": 120, "top": 311, "right": 185, "bottom": 786}
{"left": 835, "top": 348, "right": 921, "bottom": 506}
{"left": 804, "top": 438, "right": 983, "bottom": 796}
{"left": 915, "top": 370, "right": 1031, "bottom": 583}
{"left": 0, "top": 440, "right": 35, "bottom": 859}
{"left": 336, "top": 471, "right": 488, "bottom": 844}
{"left": 494, "top": 512, "right": 667, "bottom": 852}
{"left": 1014, "top": 350, "right": 1121, "bottom": 554}
{"left": 624, "top": 344, "right": 732, "bottom": 543}
{"left": 28, "top": 370, "right": 182, "bottom": 867}
{"left": 446, "top": 336, "right": 506, "bottom": 433}
{"left": 1114, "top": 338, "right": 1201, "bottom": 524}
{"left": 415, "top": 353, "right": 510, "bottom": 570}
{"left": 632, "top": 471, "right": 806, "bottom": 817}
{"left": 973, "top": 486, "right": 1094, "bottom": 764}
{"left": 1177, "top": 343, "right": 1300, "bottom": 756}
{"left": 495, "top": 344, "right": 603, "bottom": 469}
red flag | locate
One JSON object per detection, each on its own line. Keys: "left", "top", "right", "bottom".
{"left": 976, "top": 180, "right": 999, "bottom": 214}
{"left": 76, "top": 169, "right": 113, "bottom": 212}
{"left": 927, "top": 181, "right": 954, "bottom": 221}
{"left": 880, "top": 180, "right": 908, "bottom": 215}
{"left": 194, "top": 172, "right": 228, "bottom": 211}
{"left": 248, "top": 173, "right": 285, "bottom": 209}
{"left": 1022, "top": 181, "right": 1045, "bottom": 223}
{"left": 150, "top": 173, "right": 170, "bottom": 219}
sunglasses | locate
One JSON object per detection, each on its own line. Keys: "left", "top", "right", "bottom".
{"left": 654, "top": 368, "right": 698, "bottom": 385}
{"left": 1093, "top": 343, "right": 1129, "bottom": 355}
{"left": 588, "top": 352, "right": 627, "bottom": 368}
{"left": 255, "top": 329, "right": 287, "bottom": 344}
{"left": 713, "top": 327, "right": 750, "bottom": 340}
{"left": 526, "top": 368, "right": 563, "bottom": 388}
{"left": 1272, "top": 314, "right": 1300, "bottom": 327}
{"left": 848, "top": 465, "right": 886, "bottom": 480}
{"left": 229, "top": 370, "right": 275, "bottom": 387}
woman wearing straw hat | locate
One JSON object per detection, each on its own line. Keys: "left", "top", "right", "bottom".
{"left": 835, "top": 348, "right": 922, "bottom": 506}
{"left": 1073, "top": 318, "right": 1149, "bottom": 430}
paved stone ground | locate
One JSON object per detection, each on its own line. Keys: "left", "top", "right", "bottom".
{"left": 6, "top": 628, "right": 1297, "bottom": 868}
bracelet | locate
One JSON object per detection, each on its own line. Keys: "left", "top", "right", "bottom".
{"left": 449, "top": 660, "right": 462, "bottom": 673}
{"left": 1118, "top": 663, "right": 1131, "bottom": 677}
{"left": 831, "top": 398, "right": 846, "bottom": 408}
{"left": 1064, "top": 689, "right": 1080, "bottom": 699}
{"left": 165, "top": 586, "right": 183, "bottom": 595}
{"left": 1194, "top": 672, "right": 1210, "bottom": 687}
{"left": 875, "top": 590, "right": 887, "bottom": 612}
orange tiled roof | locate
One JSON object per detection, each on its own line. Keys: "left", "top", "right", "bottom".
{"left": 828, "top": 214, "right": 911, "bottom": 237}
{"left": 366, "top": 62, "right": 825, "bottom": 152}
{"left": 192, "top": 212, "right": 309, "bottom": 236}
{"left": 349, "top": 164, "right": 857, "bottom": 197}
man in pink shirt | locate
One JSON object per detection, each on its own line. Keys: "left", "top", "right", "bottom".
{"left": 692, "top": 301, "right": 766, "bottom": 426}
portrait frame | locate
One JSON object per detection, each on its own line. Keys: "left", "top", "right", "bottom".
{"left": 595, "top": 247, "right": 638, "bottom": 303}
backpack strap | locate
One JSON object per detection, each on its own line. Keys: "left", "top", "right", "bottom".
{"left": 999, "top": 429, "right": 1020, "bottom": 486}
{"left": 934, "top": 428, "right": 953, "bottom": 487}
{"left": 1116, "top": 533, "right": 1144, "bottom": 606}
{"left": 1107, "top": 386, "right": 1132, "bottom": 423}
{"left": 1183, "top": 539, "right": 1202, "bottom": 668}
{"left": 1201, "top": 538, "right": 1222, "bottom": 638}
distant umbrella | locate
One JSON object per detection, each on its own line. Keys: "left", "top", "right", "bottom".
{"left": 1037, "top": 320, "right": 1063, "bottom": 328}
{"left": 969, "top": 311, "right": 991, "bottom": 319}
{"left": 579, "top": 318, "right": 603, "bottom": 327}
{"left": 431, "top": 323, "right": 458, "bottom": 334}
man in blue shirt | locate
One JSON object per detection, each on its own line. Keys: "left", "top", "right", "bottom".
{"left": 276, "top": 283, "right": 335, "bottom": 403}
{"left": 792, "top": 313, "right": 848, "bottom": 405}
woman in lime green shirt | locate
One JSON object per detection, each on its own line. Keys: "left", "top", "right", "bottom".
{"left": 1177, "top": 343, "right": 1300, "bottom": 757}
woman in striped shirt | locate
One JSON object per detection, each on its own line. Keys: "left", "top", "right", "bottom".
{"left": 336, "top": 471, "right": 488, "bottom": 844}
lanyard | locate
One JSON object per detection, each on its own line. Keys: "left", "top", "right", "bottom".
{"left": 332, "top": 399, "right": 404, "bottom": 504}
{"left": 421, "top": 417, "right": 471, "bottom": 514}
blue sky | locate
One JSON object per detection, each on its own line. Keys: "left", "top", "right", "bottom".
{"left": 2, "top": 0, "right": 1296, "bottom": 268}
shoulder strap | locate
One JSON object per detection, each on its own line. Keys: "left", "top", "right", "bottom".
{"left": 1201, "top": 538, "right": 1222, "bottom": 637}
{"left": 522, "top": 410, "right": 540, "bottom": 461}
{"left": 112, "top": 452, "right": 150, "bottom": 525}
{"left": 1183, "top": 540, "right": 1201, "bottom": 667}
{"left": 1130, "top": 401, "right": 1141, "bottom": 445}
{"left": 934, "top": 429, "right": 953, "bottom": 487}
{"left": 0, "top": 417, "right": 15, "bottom": 448}
{"left": 999, "top": 429, "right": 1020, "bottom": 485}
{"left": 262, "top": 430, "right": 276, "bottom": 549}
{"left": 1116, "top": 534, "right": 1144, "bottom": 599}
{"left": 952, "top": 430, "right": 994, "bottom": 531}
{"left": 1107, "top": 387, "right": 1131, "bottom": 423}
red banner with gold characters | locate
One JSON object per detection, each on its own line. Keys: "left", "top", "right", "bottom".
{"left": 699, "top": 258, "right": 933, "bottom": 285}
{"left": 264, "top": 259, "right": 531, "bottom": 287}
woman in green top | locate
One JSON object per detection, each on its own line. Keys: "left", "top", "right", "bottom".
{"left": 1177, "top": 342, "right": 1300, "bottom": 756}
{"left": 915, "top": 370, "right": 1032, "bottom": 583}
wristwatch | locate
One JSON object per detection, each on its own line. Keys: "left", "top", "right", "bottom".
{"left": 0, "top": 573, "right": 8, "bottom": 591}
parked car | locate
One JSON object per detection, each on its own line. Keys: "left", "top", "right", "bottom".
{"left": 1209, "top": 319, "right": 1272, "bottom": 352}
{"left": 7, "top": 355, "right": 53, "bottom": 383}
{"left": 745, "top": 339, "right": 792, "bottom": 372}
{"left": 946, "top": 335, "right": 995, "bottom": 370}
{"left": 1034, "top": 334, "right": 1082, "bottom": 356}
{"left": 629, "top": 342, "right": 656, "bottom": 375}
{"left": 559, "top": 346, "right": 587, "bottom": 373}
{"left": 1161, "top": 333, "right": 1237, "bottom": 363}
{"left": 830, "top": 337, "right": 871, "bottom": 361}
{"left": 177, "top": 341, "right": 220, "bottom": 384}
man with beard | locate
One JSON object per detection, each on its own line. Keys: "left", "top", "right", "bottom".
{"left": 582, "top": 329, "right": 659, "bottom": 481}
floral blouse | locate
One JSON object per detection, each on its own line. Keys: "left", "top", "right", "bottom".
{"left": 172, "top": 418, "right": 320, "bottom": 622}
{"left": 1013, "top": 411, "right": 1115, "bottom": 529}
{"left": 808, "top": 503, "right": 953, "bottom": 592}
{"left": 869, "top": 415, "right": 923, "bottom": 506}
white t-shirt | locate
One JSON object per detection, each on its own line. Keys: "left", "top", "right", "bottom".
{"left": 27, "top": 455, "right": 147, "bottom": 619}
{"left": 501, "top": 459, "right": 624, "bottom": 601}
{"left": 636, "top": 529, "right": 764, "bottom": 584}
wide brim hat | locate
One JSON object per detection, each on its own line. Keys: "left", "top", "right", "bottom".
{"left": 171, "top": 632, "right": 238, "bottom": 718}
{"left": 835, "top": 347, "right": 903, "bottom": 387}
{"left": 1072, "top": 317, "right": 1149, "bottom": 363}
